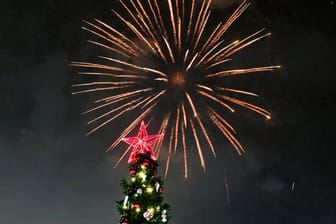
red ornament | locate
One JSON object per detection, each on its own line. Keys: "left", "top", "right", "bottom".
{"left": 129, "top": 168, "right": 136, "bottom": 175}
{"left": 133, "top": 203, "right": 141, "bottom": 211}
{"left": 120, "top": 220, "right": 128, "bottom": 224}
{"left": 122, "top": 121, "right": 163, "bottom": 163}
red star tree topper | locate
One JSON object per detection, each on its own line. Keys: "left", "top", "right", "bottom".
{"left": 122, "top": 121, "right": 163, "bottom": 163}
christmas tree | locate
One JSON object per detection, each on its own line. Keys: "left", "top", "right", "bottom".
{"left": 117, "top": 121, "right": 170, "bottom": 224}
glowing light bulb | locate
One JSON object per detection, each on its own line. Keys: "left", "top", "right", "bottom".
{"left": 133, "top": 204, "right": 141, "bottom": 213}
{"left": 138, "top": 171, "right": 147, "bottom": 181}
{"left": 146, "top": 187, "right": 154, "bottom": 193}
{"left": 149, "top": 207, "right": 154, "bottom": 214}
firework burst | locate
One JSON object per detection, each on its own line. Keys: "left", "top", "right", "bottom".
{"left": 71, "top": 0, "right": 280, "bottom": 177}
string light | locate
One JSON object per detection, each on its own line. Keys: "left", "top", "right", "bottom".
{"left": 138, "top": 171, "right": 147, "bottom": 181}
{"left": 146, "top": 186, "right": 154, "bottom": 194}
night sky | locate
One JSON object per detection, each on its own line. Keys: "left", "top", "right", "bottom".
{"left": 1, "top": 0, "right": 336, "bottom": 223}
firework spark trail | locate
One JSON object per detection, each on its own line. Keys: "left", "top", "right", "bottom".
{"left": 99, "top": 56, "right": 167, "bottom": 78}
{"left": 178, "top": 17, "right": 182, "bottom": 53}
{"left": 171, "top": 104, "right": 180, "bottom": 155}
{"left": 185, "top": 92, "right": 198, "bottom": 117}
{"left": 154, "top": 113, "right": 170, "bottom": 157}
{"left": 165, "top": 125, "right": 175, "bottom": 178}
{"left": 195, "top": 40, "right": 225, "bottom": 67}
{"left": 207, "top": 0, "right": 251, "bottom": 50}
{"left": 133, "top": 4, "right": 164, "bottom": 57}
{"left": 209, "top": 114, "right": 244, "bottom": 155}
{"left": 190, "top": 118, "right": 206, "bottom": 171}
{"left": 114, "top": 145, "right": 133, "bottom": 168}
{"left": 197, "top": 90, "right": 235, "bottom": 112}
{"left": 196, "top": 84, "right": 214, "bottom": 92}
{"left": 181, "top": 120, "right": 188, "bottom": 178}
{"left": 168, "top": 0, "right": 177, "bottom": 45}
{"left": 141, "top": 90, "right": 167, "bottom": 109}
{"left": 71, "top": 62, "right": 131, "bottom": 73}
{"left": 147, "top": 0, "right": 161, "bottom": 35}
{"left": 220, "top": 95, "right": 272, "bottom": 119}
{"left": 87, "top": 97, "right": 146, "bottom": 125}
{"left": 115, "top": 0, "right": 152, "bottom": 46}
{"left": 207, "top": 58, "right": 232, "bottom": 69}
{"left": 208, "top": 107, "right": 236, "bottom": 133}
{"left": 201, "top": 40, "right": 239, "bottom": 68}
{"left": 223, "top": 33, "right": 272, "bottom": 60}
{"left": 180, "top": 102, "right": 187, "bottom": 129}
{"left": 153, "top": 0, "right": 167, "bottom": 37}
{"left": 206, "top": 66, "right": 281, "bottom": 78}
{"left": 72, "top": 0, "right": 280, "bottom": 177}
{"left": 82, "top": 22, "right": 136, "bottom": 56}
{"left": 81, "top": 95, "right": 133, "bottom": 115}
{"left": 93, "top": 19, "right": 140, "bottom": 51}
{"left": 218, "top": 87, "right": 259, "bottom": 97}
{"left": 191, "top": 0, "right": 212, "bottom": 53}
{"left": 72, "top": 85, "right": 131, "bottom": 95}
{"left": 190, "top": 0, "right": 207, "bottom": 46}
{"left": 94, "top": 88, "right": 153, "bottom": 104}
{"left": 224, "top": 168, "right": 233, "bottom": 224}
{"left": 76, "top": 72, "right": 147, "bottom": 79}
{"left": 113, "top": 10, "right": 158, "bottom": 56}
{"left": 195, "top": 115, "right": 216, "bottom": 157}
{"left": 86, "top": 94, "right": 157, "bottom": 136}
{"left": 87, "top": 40, "right": 129, "bottom": 58}
{"left": 187, "top": 0, "right": 195, "bottom": 38}
{"left": 72, "top": 81, "right": 135, "bottom": 87}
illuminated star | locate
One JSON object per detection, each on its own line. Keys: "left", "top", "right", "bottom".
{"left": 122, "top": 121, "right": 163, "bottom": 163}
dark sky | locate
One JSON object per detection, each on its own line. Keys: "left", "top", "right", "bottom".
{"left": 1, "top": 0, "right": 336, "bottom": 223}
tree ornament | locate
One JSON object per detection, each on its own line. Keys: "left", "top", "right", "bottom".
{"left": 129, "top": 168, "right": 136, "bottom": 175}
{"left": 122, "top": 196, "right": 129, "bottom": 209}
{"left": 120, "top": 220, "right": 128, "bottom": 224}
{"left": 133, "top": 203, "right": 141, "bottom": 213}
{"left": 155, "top": 182, "right": 160, "bottom": 192}
{"left": 122, "top": 121, "right": 163, "bottom": 163}
{"left": 136, "top": 188, "right": 143, "bottom": 195}
{"left": 162, "top": 209, "right": 168, "bottom": 223}
{"left": 143, "top": 208, "right": 154, "bottom": 220}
